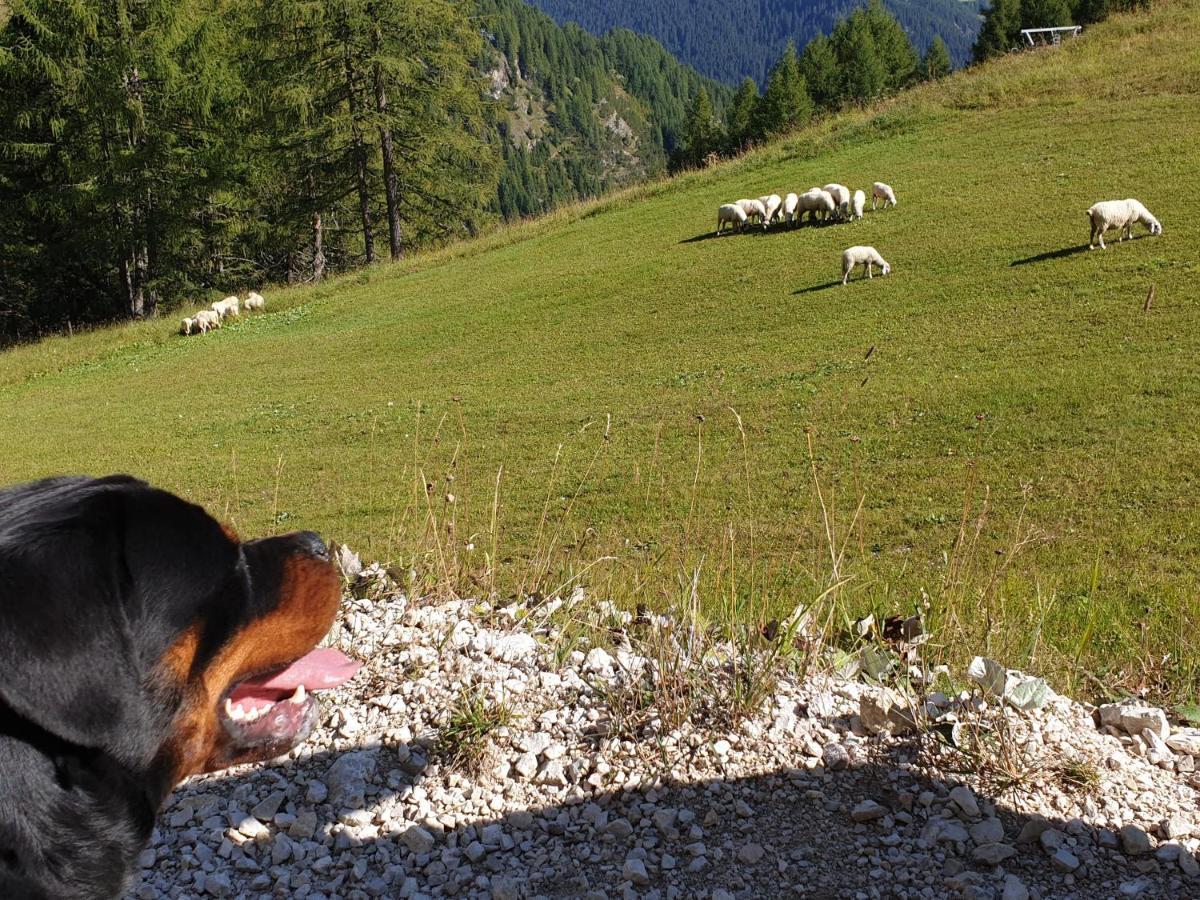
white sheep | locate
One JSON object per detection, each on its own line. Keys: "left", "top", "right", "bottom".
{"left": 823, "top": 183, "right": 851, "bottom": 220}
{"left": 842, "top": 246, "right": 891, "bottom": 285}
{"left": 242, "top": 290, "right": 266, "bottom": 312}
{"left": 1087, "top": 198, "right": 1162, "bottom": 249}
{"left": 212, "top": 296, "right": 240, "bottom": 319}
{"left": 179, "top": 317, "right": 195, "bottom": 336}
{"left": 852, "top": 190, "right": 866, "bottom": 221}
{"left": 872, "top": 182, "right": 897, "bottom": 210}
{"left": 194, "top": 309, "right": 222, "bottom": 333}
{"left": 782, "top": 192, "right": 800, "bottom": 224}
{"left": 797, "top": 188, "right": 836, "bottom": 223}
{"left": 736, "top": 198, "right": 769, "bottom": 229}
{"left": 717, "top": 203, "right": 748, "bottom": 234}
{"left": 757, "top": 194, "right": 783, "bottom": 225}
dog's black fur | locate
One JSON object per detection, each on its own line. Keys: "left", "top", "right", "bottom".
{"left": 0, "top": 476, "right": 336, "bottom": 899}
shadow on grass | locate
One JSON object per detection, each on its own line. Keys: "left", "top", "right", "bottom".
{"left": 128, "top": 726, "right": 1189, "bottom": 897}
{"left": 1009, "top": 244, "right": 1092, "bottom": 266}
{"left": 793, "top": 279, "right": 845, "bottom": 294}
{"left": 679, "top": 221, "right": 832, "bottom": 244}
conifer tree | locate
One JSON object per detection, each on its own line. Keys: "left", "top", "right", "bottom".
{"left": 754, "top": 42, "right": 813, "bottom": 136}
{"left": 834, "top": 13, "right": 887, "bottom": 103}
{"left": 864, "top": 0, "right": 920, "bottom": 91}
{"left": 682, "top": 86, "right": 721, "bottom": 166}
{"left": 922, "top": 36, "right": 952, "bottom": 80}
{"left": 973, "top": 0, "right": 1022, "bottom": 61}
{"left": 725, "top": 78, "right": 760, "bottom": 152}
{"left": 1021, "top": 0, "right": 1075, "bottom": 29}
{"left": 800, "top": 34, "right": 842, "bottom": 110}
{"left": 0, "top": 0, "right": 243, "bottom": 319}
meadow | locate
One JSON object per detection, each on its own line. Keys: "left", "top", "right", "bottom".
{"left": 2, "top": 1, "right": 1198, "bottom": 704}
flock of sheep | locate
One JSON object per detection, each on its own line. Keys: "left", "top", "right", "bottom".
{"left": 179, "top": 291, "right": 266, "bottom": 335}
{"left": 713, "top": 181, "right": 1163, "bottom": 287}
{"left": 717, "top": 181, "right": 897, "bottom": 236}
{"left": 716, "top": 182, "right": 899, "bottom": 285}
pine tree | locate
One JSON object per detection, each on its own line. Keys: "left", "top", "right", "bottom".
{"left": 973, "top": 0, "right": 1022, "bottom": 61}
{"left": 681, "top": 86, "right": 721, "bottom": 166}
{"left": 864, "top": 0, "right": 920, "bottom": 91}
{"left": 834, "top": 14, "right": 887, "bottom": 103}
{"left": 800, "top": 34, "right": 841, "bottom": 110}
{"left": 1072, "top": 0, "right": 1109, "bottom": 25}
{"left": 754, "top": 42, "right": 813, "bottom": 136}
{"left": 1021, "top": 0, "right": 1075, "bottom": 29}
{"left": 0, "top": 0, "right": 243, "bottom": 319}
{"left": 922, "top": 36, "right": 952, "bottom": 80}
{"left": 725, "top": 78, "right": 760, "bottom": 151}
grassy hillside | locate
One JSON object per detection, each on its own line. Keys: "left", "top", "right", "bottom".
{"left": 2, "top": 2, "right": 1198, "bottom": 703}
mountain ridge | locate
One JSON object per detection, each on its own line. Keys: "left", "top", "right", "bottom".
{"left": 524, "top": 0, "right": 985, "bottom": 84}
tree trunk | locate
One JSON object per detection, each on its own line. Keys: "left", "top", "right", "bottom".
{"left": 344, "top": 41, "right": 375, "bottom": 264}
{"left": 313, "top": 212, "right": 326, "bottom": 282}
{"left": 128, "top": 245, "right": 146, "bottom": 318}
{"left": 143, "top": 188, "right": 158, "bottom": 317}
{"left": 120, "top": 255, "right": 138, "bottom": 318}
{"left": 370, "top": 15, "right": 403, "bottom": 260}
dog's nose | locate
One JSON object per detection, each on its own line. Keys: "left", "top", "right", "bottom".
{"left": 295, "top": 531, "right": 329, "bottom": 561}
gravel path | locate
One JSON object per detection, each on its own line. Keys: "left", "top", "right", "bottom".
{"left": 128, "top": 562, "right": 1200, "bottom": 899}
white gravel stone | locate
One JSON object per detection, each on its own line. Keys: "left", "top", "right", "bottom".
{"left": 124, "top": 563, "right": 1200, "bottom": 900}
{"left": 492, "top": 632, "right": 539, "bottom": 662}
{"left": 1166, "top": 728, "right": 1200, "bottom": 756}
{"left": 584, "top": 647, "right": 615, "bottom": 675}
{"left": 400, "top": 825, "right": 436, "bottom": 855}
{"left": 949, "top": 786, "right": 980, "bottom": 818}
{"left": 514, "top": 752, "right": 539, "bottom": 779}
{"left": 1052, "top": 848, "right": 1080, "bottom": 872}
{"left": 1121, "top": 824, "right": 1153, "bottom": 855}
{"left": 737, "top": 843, "right": 765, "bottom": 865}
{"left": 1179, "top": 848, "right": 1200, "bottom": 877}
{"left": 325, "top": 750, "right": 377, "bottom": 808}
{"left": 851, "top": 800, "right": 887, "bottom": 823}
{"left": 1099, "top": 701, "right": 1170, "bottom": 739}
{"left": 970, "top": 817, "right": 1005, "bottom": 844}
{"left": 1001, "top": 874, "right": 1029, "bottom": 900}
{"left": 623, "top": 856, "right": 650, "bottom": 885}
{"left": 972, "top": 842, "right": 1016, "bottom": 866}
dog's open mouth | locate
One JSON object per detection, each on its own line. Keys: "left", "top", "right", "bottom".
{"left": 219, "top": 647, "right": 361, "bottom": 751}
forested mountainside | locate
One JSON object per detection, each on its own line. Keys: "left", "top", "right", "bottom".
{"left": 0, "top": 0, "right": 726, "bottom": 342}
{"left": 480, "top": 0, "right": 731, "bottom": 220}
{"left": 525, "top": 0, "right": 985, "bottom": 84}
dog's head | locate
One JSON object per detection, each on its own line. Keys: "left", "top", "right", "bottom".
{"left": 0, "top": 475, "right": 360, "bottom": 782}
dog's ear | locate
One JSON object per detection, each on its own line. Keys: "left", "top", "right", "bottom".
{"left": 0, "top": 477, "right": 243, "bottom": 765}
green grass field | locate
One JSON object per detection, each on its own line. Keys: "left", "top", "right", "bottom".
{"left": 3, "top": 2, "right": 1198, "bottom": 704}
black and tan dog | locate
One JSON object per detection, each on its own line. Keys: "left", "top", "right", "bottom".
{"left": 0, "top": 475, "right": 360, "bottom": 899}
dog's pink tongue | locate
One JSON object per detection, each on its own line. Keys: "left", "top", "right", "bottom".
{"left": 239, "top": 648, "right": 362, "bottom": 694}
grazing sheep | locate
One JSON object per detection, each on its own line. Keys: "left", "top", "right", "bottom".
{"left": 1087, "top": 198, "right": 1162, "bottom": 249}
{"left": 242, "top": 290, "right": 265, "bottom": 312}
{"left": 783, "top": 192, "right": 800, "bottom": 224}
{"left": 179, "top": 317, "right": 195, "bottom": 336}
{"left": 194, "top": 309, "right": 222, "bottom": 333}
{"left": 852, "top": 189, "right": 866, "bottom": 221}
{"left": 717, "top": 203, "right": 748, "bottom": 234}
{"left": 842, "top": 246, "right": 891, "bottom": 285}
{"left": 823, "top": 183, "right": 851, "bottom": 220}
{"left": 872, "top": 182, "right": 897, "bottom": 210}
{"left": 797, "top": 188, "right": 836, "bottom": 223}
{"left": 736, "top": 198, "right": 769, "bottom": 229}
{"left": 212, "top": 296, "right": 240, "bottom": 319}
{"left": 757, "top": 194, "right": 783, "bottom": 225}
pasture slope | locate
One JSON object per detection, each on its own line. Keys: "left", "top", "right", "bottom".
{"left": 1, "top": 2, "right": 1198, "bottom": 705}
